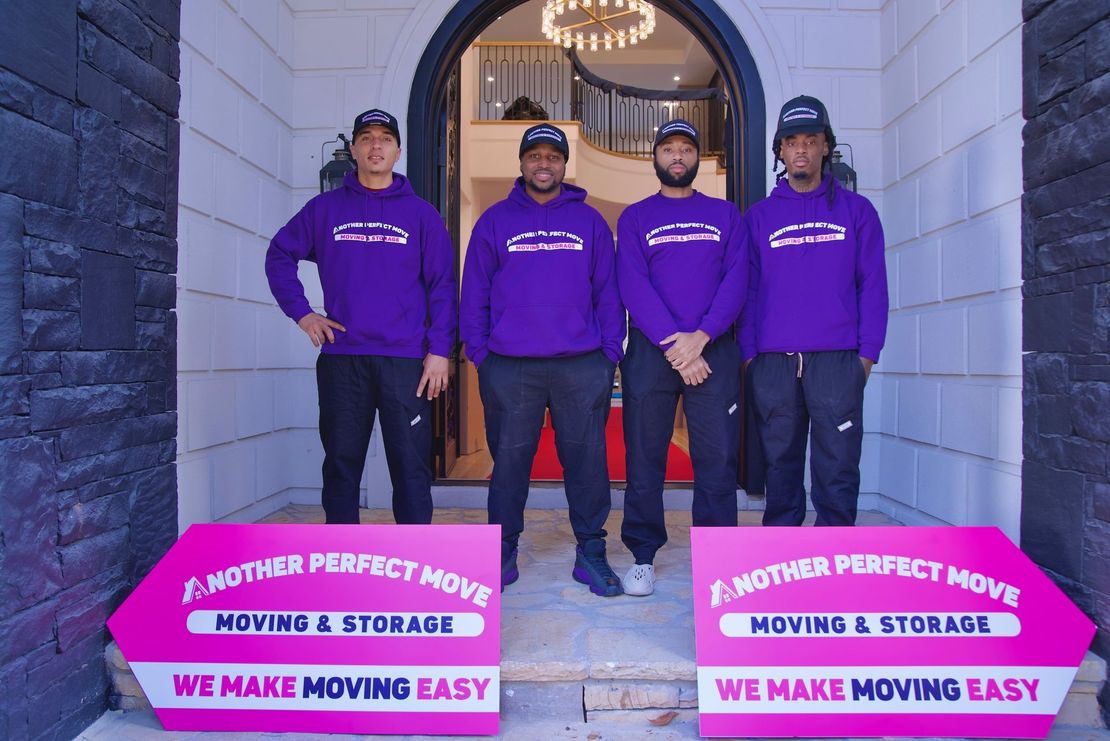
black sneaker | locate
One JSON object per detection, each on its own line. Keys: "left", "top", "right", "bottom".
{"left": 501, "top": 544, "right": 519, "bottom": 592}
{"left": 572, "top": 539, "right": 622, "bottom": 597}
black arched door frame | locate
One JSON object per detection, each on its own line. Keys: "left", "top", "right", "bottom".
{"left": 407, "top": 0, "right": 767, "bottom": 210}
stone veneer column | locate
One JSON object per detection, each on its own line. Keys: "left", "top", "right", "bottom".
{"left": 0, "top": 2, "right": 179, "bottom": 739}
{"left": 1021, "top": 0, "right": 1109, "bottom": 724}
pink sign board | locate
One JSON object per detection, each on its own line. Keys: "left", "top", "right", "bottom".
{"left": 108, "top": 524, "right": 501, "bottom": 735}
{"left": 690, "top": 527, "right": 1095, "bottom": 738}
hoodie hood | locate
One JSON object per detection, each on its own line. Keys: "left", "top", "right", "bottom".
{"left": 341, "top": 170, "right": 416, "bottom": 222}
{"left": 507, "top": 176, "right": 588, "bottom": 208}
{"left": 770, "top": 173, "right": 835, "bottom": 201}
{"left": 341, "top": 169, "right": 415, "bottom": 198}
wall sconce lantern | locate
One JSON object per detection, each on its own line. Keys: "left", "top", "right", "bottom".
{"left": 830, "top": 146, "right": 857, "bottom": 193}
{"left": 319, "top": 134, "right": 356, "bottom": 193}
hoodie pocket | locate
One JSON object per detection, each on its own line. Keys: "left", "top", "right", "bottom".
{"left": 490, "top": 304, "right": 593, "bottom": 354}
{"left": 340, "top": 296, "right": 410, "bottom": 347}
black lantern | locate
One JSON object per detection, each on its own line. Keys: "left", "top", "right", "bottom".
{"left": 319, "top": 134, "right": 356, "bottom": 193}
{"left": 830, "top": 145, "right": 857, "bottom": 193}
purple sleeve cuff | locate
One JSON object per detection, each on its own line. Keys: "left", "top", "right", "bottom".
{"left": 467, "top": 345, "right": 489, "bottom": 368}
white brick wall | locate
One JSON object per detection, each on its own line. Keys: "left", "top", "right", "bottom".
{"left": 178, "top": 0, "right": 398, "bottom": 530}
{"left": 875, "top": 0, "right": 1022, "bottom": 540}
{"left": 176, "top": 0, "right": 1024, "bottom": 539}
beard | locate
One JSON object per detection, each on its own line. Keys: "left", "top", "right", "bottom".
{"left": 524, "top": 171, "right": 562, "bottom": 193}
{"left": 789, "top": 163, "right": 819, "bottom": 180}
{"left": 654, "top": 158, "right": 699, "bottom": 188}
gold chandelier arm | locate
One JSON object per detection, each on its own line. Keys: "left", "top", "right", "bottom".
{"left": 557, "top": 19, "right": 607, "bottom": 32}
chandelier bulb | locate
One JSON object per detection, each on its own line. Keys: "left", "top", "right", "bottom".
{"left": 541, "top": 0, "right": 654, "bottom": 52}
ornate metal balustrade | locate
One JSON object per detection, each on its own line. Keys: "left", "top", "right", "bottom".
{"left": 475, "top": 43, "right": 726, "bottom": 159}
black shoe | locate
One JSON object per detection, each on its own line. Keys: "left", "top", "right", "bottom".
{"left": 572, "top": 539, "right": 622, "bottom": 597}
{"left": 501, "top": 544, "right": 519, "bottom": 592}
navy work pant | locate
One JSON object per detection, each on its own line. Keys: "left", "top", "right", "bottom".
{"left": 620, "top": 329, "right": 740, "bottom": 563}
{"left": 478, "top": 351, "right": 616, "bottom": 549}
{"left": 748, "top": 350, "right": 866, "bottom": 526}
{"left": 316, "top": 353, "right": 433, "bottom": 525}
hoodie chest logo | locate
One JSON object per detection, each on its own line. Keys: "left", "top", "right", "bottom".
{"left": 332, "top": 221, "right": 410, "bottom": 245}
{"left": 645, "top": 221, "right": 722, "bottom": 247}
{"left": 768, "top": 221, "right": 846, "bottom": 249}
{"left": 506, "top": 230, "right": 584, "bottom": 253}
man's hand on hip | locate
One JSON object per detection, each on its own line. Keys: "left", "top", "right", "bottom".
{"left": 417, "top": 353, "right": 449, "bottom": 399}
{"left": 661, "top": 329, "right": 710, "bottom": 370}
{"left": 297, "top": 312, "right": 346, "bottom": 347}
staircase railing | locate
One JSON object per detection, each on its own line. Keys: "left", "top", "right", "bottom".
{"left": 474, "top": 43, "right": 726, "bottom": 159}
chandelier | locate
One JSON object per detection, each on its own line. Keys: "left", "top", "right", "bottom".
{"left": 541, "top": 0, "right": 657, "bottom": 52}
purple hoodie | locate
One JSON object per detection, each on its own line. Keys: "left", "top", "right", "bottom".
{"left": 460, "top": 179, "right": 625, "bottom": 367}
{"left": 617, "top": 191, "right": 748, "bottom": 346}
{"left": 265, "top": 171, "right": 456, "bottom": 358}
{"left": 740, "top": 174, "right": 888, "bottom": 362}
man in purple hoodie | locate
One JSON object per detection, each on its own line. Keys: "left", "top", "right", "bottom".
{"left": 616, "top": 120, "right": 747, "bottom": 596}
{"left": 460, "top": 123, "right": 626, "bottom": 597}
{"left": 265, "top": 108, "right": 457, "bottom": 525}
{"left": 740, "top": 95, "right": 888, "bottom": 527}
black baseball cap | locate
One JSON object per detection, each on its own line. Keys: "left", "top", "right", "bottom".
{"left": 654, "top": 119, "right": 700, "bottom": 151}
{"left": 352, "top": 109, "right": 400, "bottom": 146}
{"left": 774, "top": 95, "right": 831, "bottom": 141}
{"left": 519, "top": 123, "right": 569, "bottom": 160}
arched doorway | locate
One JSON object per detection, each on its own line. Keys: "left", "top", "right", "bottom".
{"left": 408, "top": 0, "right": 766, "bottom": 208}
{"left": 406, "top": 0, "right": 767, "bottom": 479}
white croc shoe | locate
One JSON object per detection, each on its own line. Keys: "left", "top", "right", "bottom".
{"left": 623, "top": 564, "right": 655, "bottom": 596}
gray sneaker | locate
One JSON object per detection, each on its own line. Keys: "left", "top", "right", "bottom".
{"left": 572, "top": 539, "right": 623, "bottom": 597}
{"left": 623, "top": 563, "right": 655, "bottom": 596}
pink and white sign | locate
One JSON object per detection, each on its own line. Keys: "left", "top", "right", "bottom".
{"left": 690, "top": 527, "right": 1095, "bottom": 738}
{"left": 108, "top": 524, "right": 500, "bottom": 735}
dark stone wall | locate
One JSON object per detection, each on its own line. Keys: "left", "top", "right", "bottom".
{"left": 1021, "top": 0, "right": 1110, "bottom": 723}
{"left": 0, "top": 1, "right": 180, "bottom": 739}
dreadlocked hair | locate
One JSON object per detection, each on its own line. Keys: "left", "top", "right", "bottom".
{"left": 772, "top": 126, "right": 839, "bottom": 208}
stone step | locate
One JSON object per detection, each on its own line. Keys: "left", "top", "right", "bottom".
{"left": 497, "top": 679, "right": 698, "bottom": 718}
{"left": 107, "top": 641, "right": 1108, "bottom": 730}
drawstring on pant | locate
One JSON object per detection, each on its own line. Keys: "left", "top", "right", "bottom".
{"left": 787, "top": 352, "right": 803, "bottom": 378}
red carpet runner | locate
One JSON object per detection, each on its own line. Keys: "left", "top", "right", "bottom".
{"left": 529, "top": 406, "right": 694, "bottom": 482}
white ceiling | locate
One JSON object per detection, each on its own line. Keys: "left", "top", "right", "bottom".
{"left": 477, "top": 0, "right": 719, "bottom": 89}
